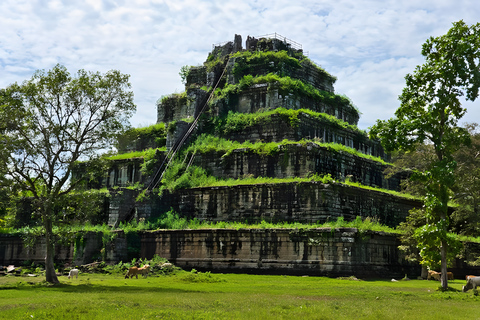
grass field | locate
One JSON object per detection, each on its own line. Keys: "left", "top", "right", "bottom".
{"left": 1, "top": 271, "right": 479, "bottom": 319}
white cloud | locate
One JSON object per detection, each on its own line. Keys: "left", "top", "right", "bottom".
{"left": 1, "top": 0, "right": 480, "bottom": 130}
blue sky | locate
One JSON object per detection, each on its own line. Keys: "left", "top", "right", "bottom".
{"left": 1, "top": 0, "right": 479, "bottom": 130}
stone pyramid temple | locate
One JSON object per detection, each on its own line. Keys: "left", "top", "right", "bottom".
{"left": 2, "top": 34, "right": 428, "bottom": 277}
{"left": 105, "top": 33, "right": 419, "bottom": 229}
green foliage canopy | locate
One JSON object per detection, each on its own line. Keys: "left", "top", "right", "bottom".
{"left": 0, "top": 64, "right": 136, "bottom": 283}
{"left": 370, "top": 20, "right": 480, "bottom": 288}
{"left": 370, "top": 21, "right": 480, "bottom": 156}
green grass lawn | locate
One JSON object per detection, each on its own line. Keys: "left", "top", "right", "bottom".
{"left": 0, "top": 272, "right": 479, "bottom": 319}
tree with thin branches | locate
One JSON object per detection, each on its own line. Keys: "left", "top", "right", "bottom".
{"left": 370, "top": 20, "right": 480, "bottom": 289}
{"left": 0, "top": 64, "right": 136, "bottom": 283}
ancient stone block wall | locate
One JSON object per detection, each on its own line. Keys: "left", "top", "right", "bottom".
{"left": 211, "top": 113, "right": 384, "bottom": 160}
{"left": 296, "top": 60, "right": 335, "bottom": 92}
{"left": 103, "top": 158, "right": 143, "bottom": 188}
{"left": 117, "top": 130, "right": 166, "bottom": 154}
{"left": 158, "top": 182, "right": 421, "bottom": 227}
{"left": 227, "top": 84, "right": 359, "bottom": 126}
{"left": 186, "top": 67, "right": 207, "bottom": 87}
{"left": 140, "top": 228, "right": 420, "bottom": 278}
{"left": 227, "top": 57, "right": 335, "bottom": 93}
{"left": 1, "top": 228, "right": 418, "bottom": 278}
{"left": 156, "top": 94, "right": 193, "bottom": 124}
{"left": 191, "top": 143, "right": 402, "bottom": 190}
{"left": 127, "top": 136, "right": 164, "bottom": 154}
{"left": 0, "top": 235, "right": 53, "bottom": 266}
{"left": 101, "top": 149, "right": 168, "bottom": 189}
{"left": 157, "top": 89, "right": 209, "bottom": 125}
{"left": 296, "top": 113, "right": 383, "bottom": 158}
{"left": 107, "top": 189, "right": 139, "bottom": 226}
{"left": 0, "top": 232, "right": 128, "bottom": 267}
{"left": 165, "top": 120, "right": 193, "bottom": 151}
{"left": 3, "top": 228, "right": 479, "bottom": 279}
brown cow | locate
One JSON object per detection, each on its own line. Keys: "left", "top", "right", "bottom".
{"left": 427, "top": 270, "right": 440, "bottom": 281}
{"left": 427, "top": 270, "right": 454, "bottom": 281}
{"left": 124, "top": 265, "right": 150, "bottom": 279}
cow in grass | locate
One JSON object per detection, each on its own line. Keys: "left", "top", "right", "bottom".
{"left": 427, "top": 270, "right": 441, "bottom": 281}
{"left": 68, "top": 268, "right": 79, "bottom": 279}
{"left": 125, "top": 265, "right": 150, "bottom": 279}
{"left": 427, "top": 270, "right": 454, "bottom": 281}
{"left": 463, "top": 276, "right": 480, "bottom": 292}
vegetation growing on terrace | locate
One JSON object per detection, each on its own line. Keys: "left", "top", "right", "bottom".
{"left": 11, "top": 208, "right": 480, "bottom": 250}
{"left": 115, "top": 123, "right": 166, "bottom": 153}
{"left": 105, "top": 150, "right": 150, "bottom": 160}
{"left": 158, "top": 159, "right": 413, "bottom": 202}
{"left": 212, "top": 107, "right": 366, "bottom": 136}
{"left": 2, "top": 213, "right": 400, "bottom": 238}
{"left": 232, "top": 50, "right": 302, "bottom": 77}
{"left": 154, "top": 132, "right": 396, "bottom": 196}
{"left": 158, "top": 91, "right": 189, "bottom": 106}
{"left": 158, "top": 163, "right": 337, "bottom": 195}
{"left": 205, "top": 46, "right": 228, "bottom": 72}
{"left": 231, "top": 49, "right": 335, "bottom": 83}
{"left": 212, "top": 73, "right": 358, "bottom": 118}
{"left": 104, "top": 147, "right": 164, "bottom": 175}
{"left": 184, "top": 134, "right": 386, "bottom": 164}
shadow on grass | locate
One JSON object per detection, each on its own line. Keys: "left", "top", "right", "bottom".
{"left": 435, "top": 286, "right": 462, "bottom": 293}
{"left": 1, "top": 281, "right": 196, "bottom": 294}
{"left": 1, "top": 273, "right": 225, "bottom": 294}
{"left": 58, "top": 283, "right": 192, "bottom": 294}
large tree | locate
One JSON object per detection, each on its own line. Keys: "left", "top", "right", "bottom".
{"left": 0, "top": 64, "right": 136, "bottom": 283}
{"left": 370, "top": 20, "right": 480, "bottom": 289}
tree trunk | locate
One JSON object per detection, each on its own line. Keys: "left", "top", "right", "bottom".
{"left": 44, "top": 217, "right": 59, "bottom": 284}
{"left": 421, "top": 265, "right": 429, "bottom": 279}
{"left": 439, "top": 186, "right": 449, "bottom": 290}
{"left": 440, "top": 238, "right": 448, "bottom": 289}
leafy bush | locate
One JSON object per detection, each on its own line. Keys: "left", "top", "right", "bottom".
{"left": 0, "top": 218, "right": 13, "bottom": 234}
{"left": 179, "top": 269, "right": 226, "bottom": 283}
{"left": 115, "top": 123, "right": 166, "bottom": 152}
{"left": 179, "top": 65, "right": 191, "bottom": 84}
{"left": 231, "top": 50, "right": 303, "bottom": 79}
{"left": 154, "top": 210, "right": 189, "bottom": 229}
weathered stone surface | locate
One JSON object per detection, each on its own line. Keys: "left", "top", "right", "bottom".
{"left": 2, "top": 229, "right": 478, "bottom": 279}
{"left": 166, "top": 120, "right": 191, "bottom": 151}
{"left": 102, "top": 149, "right": 167, "bottom": 191}
{"left": 0, "top": 232, "right": 127, "bottom": 266}
{"left": 217, "top": 113, "right": 383, "bottom": 159}
{"left": 187, "top": 67, "right": 208, "bottom": 87}
{"left": 233, "top": 34, "right": 242, "bottom": 53}
{"left": 0, "top": 228, "right": 416, "bottom": 278}
{"left": 157, "top": 182, "right": 421, "bottom": 227}
{"left": 192, "top": 143, "right": 403, "bottom": 190}
{"left": 159, "top": 36, "right": 353, "bottom": 126}
{"left": 108, "top": 189, "right": 139, "bottom": 226}
{"left": 103, "top": 158, "right": 144, "bottom": 188}
{"left": 227, "top": 57, "right": 335, "bottom": 93}
{"left": 140, "top": 228, "right": 419, "bottom": 278}
{"left": 228, "top": 84, "right": 358, "bottom": 125}
{"left": 116, "top": 128, "right": 166, "bottom": 154}
{"left": 157, "top": 91, "right": 200, "bottom": 125}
